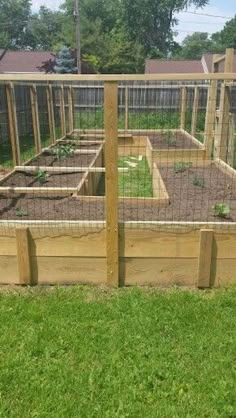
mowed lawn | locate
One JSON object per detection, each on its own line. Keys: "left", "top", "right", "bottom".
{"left": 0, "top": 286, "right": 236, "bottom": 417}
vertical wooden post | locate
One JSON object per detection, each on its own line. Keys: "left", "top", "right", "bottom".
{"left": 46, "top": 85, "right": 56, "bottom": 145}
{"left": 16, "top": 227, "right": 34, "bottom": 285}
{"left": 68, "top": 86, "right": 74, "bottom": 133}
{"left": 59, "top": 85, "right": 66, "bottom": 137}
{"left": 6, "top": 82, "right": 20, "bottom": 166}
{"left": 198, "top": 229, "right": 214, "bottom": 289}
{"left": 191, "top": 86, "right": 199, "bottom": 137}
{"left": 30, "top": 84, "right": 41, "bottom": 154}
{"left": 204, "top": 80, "right": 217, "bottom": 158}
{"left": 180, "top": 86, "right": 187, "bottom": 130}
{"left": 125, "top": 86, "right": 129, "bottom": 131}
{"left": 104, "top": 81, "right": 119, "bottom": 287}
{"left": 215, "top": 48, "right": 234, "bottom": 161}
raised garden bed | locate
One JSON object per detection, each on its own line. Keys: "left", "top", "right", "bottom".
{"left": 149, "top": 130, "right": 200, "bottom": 149}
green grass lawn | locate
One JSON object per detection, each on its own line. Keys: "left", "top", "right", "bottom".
{"left": 0, "top": 286, "right": 235, "bottom": 417}
{"left": 118, "top": 156, "right": 153, "bottom": 197}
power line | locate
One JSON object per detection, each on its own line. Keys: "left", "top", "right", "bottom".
{"left": 182, "top": 11, "right": 233, "bottom": 19}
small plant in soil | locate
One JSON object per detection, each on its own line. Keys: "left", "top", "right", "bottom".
{"left": 15, "top": 207, "right": 28, "bottom": 217}
{"left": 35, "top": 169, "right": 49, "bottom": 184}
{"left": 165, "top": 132, "right": 177, "bottom": 146}
{"left": 174, "top": 162, "right": 192, "bottom": 173}
{"left": 192, "top": 175, "right": 205, "bottom": 188}
{"left": 213, "top": 203, "right": 231, "bottom": 219}
{"left": 52, "top": 144, "right": 74, "bottom": 161}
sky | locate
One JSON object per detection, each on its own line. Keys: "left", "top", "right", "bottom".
{"left": 31, "top": 0, "right": 235, "bottom": 43}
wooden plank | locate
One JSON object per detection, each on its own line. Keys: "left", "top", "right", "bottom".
{"left": 204, "top": 80, "right": 217, "bottom": 158}
{"left": 59, "top": 85, "right": 66, "bottom": 137}
{"left": 215, "top": 158, "right": 236, "bottom": 179}
{"left": 227, "top": 114, "right": 235, "bottom": 166}
{"left": 104, "top": 81, "right": 119, "bottom": 287}
{"left": 67, "top": 86, "right": 74, "bottom": 132}
{"left": 123, "top": 258, "right": 197, "bottom": 286}
{"left": 125, "top": 86, "right": 129, "bottom": 130}
{"left": 198, "top": 229, "right": 214, "bottom": 288}
{"left": 6, "top": 83, "right": 20, "bottom": 166}
{"left": 1, "top": 73, "right": 236, "bottom": 82}
{"left": 33, "top": 257, "right": 106, "bottom": 285}
{"left": 152, "top": 148, "right": 206, "bottom": 164}
{"left": 16, "top": 227, "right": 34, "bottom": 285}
{"left": 180, "top": 86, "right": 187, "bottom": 129}
{"left": 0, "top": 186, "right": 77, "bottom": 194}
{"left": 191, "top": 86, "right": 199, "bottom": 137}
{"left": 0, "top": 256, "right": 19, "bottom": 284}
{"left": 15, "top": 166, "right": 128, "bottom": 174}
{"left": 46, "top": 85, "right": 56, "bottom": 144}
{"left": 30, "top": 84, "right": 41, "bottom": 154}
{"left": 152, "top": 163, "right": 169, "bottom": 203}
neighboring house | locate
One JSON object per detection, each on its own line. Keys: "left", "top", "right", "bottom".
{"left": 0, "top": 49, "right": 96, "bottom": 74}
{"left": 145, "top": 53, "right": 236, "bottom": 74}
{"left": 0, "top": 49, "right": 55, "bottom": 73}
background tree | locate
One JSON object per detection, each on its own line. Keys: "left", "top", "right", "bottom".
{"left": 175, "top": 32, "right": 222, "bottom": 59}
{"left": 121, "top": 0, "right": 209, "bottom": 57}
{"left": 0, "top": 0, "right": 31, "bottom": 49}
{"left": 218, "top": 16, "right": 236, "bottom": 49}
{"left": 55, "top": 46, "right": 77, "bottom": 73}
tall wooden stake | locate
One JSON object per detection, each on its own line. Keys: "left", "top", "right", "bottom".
{"left": 68, "top": 86, "right": 74, "bottom": 133}
{"left": 59, "top": 85, "right": 66, "bottom": 137}
{"left": 215, "top": 48, "right": 234, "bottom": 161}
{"left": 104, "top": 81, "right": 119, "bottom": 287}
{"left": 30, "top": 84, "right": 41, "bottom": 154}
{"left": 16, "top": 227, "right": 34, "bottom": 285}
{"left": 125, "top": 86, "right": 129, "bottom": 130}
{"left": 204, "top": 80, "right": 217, "bottom": 158}
{"left": 46, "top": 85, "right": 56, "bottom": 144}
{"left": 198, "top": 229, "right": 214, "bottom": 288}
{"left": 180, "top": 86, "right": 187, "bottom": 130}
{"left": 191, "top": 86, "right": 199, "bottom": 137}
{"left": 6, "top": 82, "right": 20, "bottom": 166}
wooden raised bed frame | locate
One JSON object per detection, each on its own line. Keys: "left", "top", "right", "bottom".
{"left": 1, "top": 60, "right": 236, "bottom": 288}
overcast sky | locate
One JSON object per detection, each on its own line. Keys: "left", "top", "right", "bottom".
{"left": 31, "top": 0, "right": 235, "bottom": 43}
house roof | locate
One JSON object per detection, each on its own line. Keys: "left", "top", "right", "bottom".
{"left": 0, "top": 50, "right": 55, "bottom": 73}
{"left": 145, "top": 53, "right": 236, "bottom": 74}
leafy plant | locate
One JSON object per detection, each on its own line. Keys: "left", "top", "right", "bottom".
{"left": 192, "top": 175, "right": 205, "bottom": 188}
{"left": 52, "top": 144, "right": 74, "bottom": 161}
{"left": 15, "top": 208, "right": 28, "bottom": 218}
{"left": 213, "top": 204, "right": 231, "bottom": 219}
{"left": 174, "top": 162, "right": 192, "bottom": 173}
{"left": 35, "top": 169, "right": 49, "bottom": 184}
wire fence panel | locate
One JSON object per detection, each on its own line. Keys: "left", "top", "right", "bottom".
{"left": 0, "top": 74, "right": 236, "bottom": 286}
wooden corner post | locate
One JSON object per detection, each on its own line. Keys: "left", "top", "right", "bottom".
{"left": 46, "top": 85, "right": 56, "bottom": 144}
{"left": 6, "top": 82, "right": 20, "bottom": 166}
{"left": 204, "top": 80, "right": 217, "bottom": 158}
{"left": 215, "top": 48, "right": 234, "bottom": 161}
{"left": 16, "top": 227, "right": 35, "bottom": 285}
{"left": 125, "top": 86, "right": 129, "bottom": 130}
{"left": 104, "top": 81, "right": 119, "bottom": 287}
{"left": 30, "top": 84, "right": 42, "bottom": 154}
{"left": 198, "top": 229, "right": 214, "bottom": 288}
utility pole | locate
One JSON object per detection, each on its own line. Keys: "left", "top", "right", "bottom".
{"left": 74, "top": 0, "right": 81, "bottom": 74}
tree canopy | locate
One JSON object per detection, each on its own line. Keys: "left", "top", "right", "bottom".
{"left": 0, "top": 0, "right": 235, "bottom": 73}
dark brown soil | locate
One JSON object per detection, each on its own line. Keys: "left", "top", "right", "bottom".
{"left": 0, "top": 165, "right": 236, "bottom": 222}
{"left": 149, "top": 132, "right": 200, "bottom": 149}
{"left": 27, "top": 153, "right": 96, "bottom": 168}
{"left": 0, "top": 171, "right": 84, "bottom": 188}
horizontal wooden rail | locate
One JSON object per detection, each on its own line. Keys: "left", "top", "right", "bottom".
{"left": 0, "top": 187, "right": 77, "bottom": 194}
{"left": 0, "top": 73, "right": 235, "bottom": 82}
{"left": 15, "top": 166, "right": 129, "bottom": 173}
{"left": 42, "top": 148, "right": 97, "bottom": 155}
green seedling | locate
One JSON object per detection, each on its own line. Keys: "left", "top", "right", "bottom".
{"left": 35, "top": 169, "right": 49, "bottom": 184}
{"left": 192, "top": 175, "right": 205, "bottom": 188}
{"left": 213, "top": 203, "right": 231, "bottom": 219}
{"left": 174, "top": 162, "right": 192, "bottom": 173}
{"left": 165, "top": 132, "right": 177, "bottom": 146}
{"left": 15, "top": 208, "right": 28, "bottom": 217}
{"left": 52, "top": 144, "right": 74, "bottom": 161}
